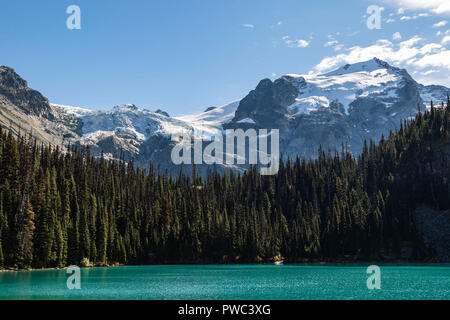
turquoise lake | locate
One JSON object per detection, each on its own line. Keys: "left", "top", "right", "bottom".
{"left": 0, "top": 264, "right": 449, "bottom": 300}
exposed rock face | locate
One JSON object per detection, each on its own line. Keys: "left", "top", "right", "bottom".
{"left": 0, "top": 66, "right": 53, "bottom": 119}
{"left": 204, "top": 107, "right": 217, "bottom": 112}
{"left": 285, "top": 101, "right": 351, "bottom": 158}
{"left": 0, "top": 66, "right": 81, "bottom": 147}
{"left": 0, "top": 66, "right": 27, "bottom": 89}
{"left": 231, "top": 77, "right": 298, "bottom": 128}
{"left": 420, "top": 84, "right": 450, "bottom": 108}
{"left": 155, "top": 109, "right": 170, "bottom": 117}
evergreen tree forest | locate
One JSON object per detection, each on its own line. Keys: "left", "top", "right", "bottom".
{"left": 0, "top": 106, "right": 449, "bottom": 269}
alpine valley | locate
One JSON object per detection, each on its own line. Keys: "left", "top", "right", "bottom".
{"left": 0, "top": 58, "right": 450, "bottom": 269}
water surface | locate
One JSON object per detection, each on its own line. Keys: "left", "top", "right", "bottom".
{"left": 0, "top": 264, "right": 449, "bottom": 300}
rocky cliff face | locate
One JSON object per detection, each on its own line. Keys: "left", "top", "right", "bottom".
{"left": 0, "top": 66, "right": 54, "bottom": 119}
{"left": 286, "top": 101, "right": 351, "bottom": 159}
{"left": 230, "top": 77, "right": 297, "bottom": 129}
{"left": 0, "top": 66, "right": 81, "bottom": 147}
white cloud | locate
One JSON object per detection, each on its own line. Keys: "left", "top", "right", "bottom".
{"left": 398, "top": 8, "right": 405, "bottom": 14}
{"left": 433, "top": 20, "right": 448, "bottom": 28}
{"left": 421, "top": 69, "right": 439, "bottom": 75}
{"left": 437, "top": 29, "right": 450, "bottom": 36}
{"left": 324, "top": 40, "right": 339, "bottom": 47}
{"left": 393, "top": 32, "right": 402, "bottom": 40}
{"left": 314, "top": 40, "right": 397, "bottom": 73}
{"left": 411, "top": 51, "right": 450, "bottom": 69}
{"left": 313, "top": 35, "right": 450, "bottom": 86}
{"left": 386, "top": 18, "right": 396, "bottom": 23}
{"left": 384, "top": 0, "right": 450, "bottom": 16}
{"left": 242, "top": 24, "right": 254, "bottom": 28}
{"left": 400, "top": 13, "right": 430, "bottom": 20}
{"left": 400, "top": 35, "right": 422, "bottom": 47}
{"left": 442, "top": 35, "right": 450, "bottom": 45}
{"left": 282, "top": 36, "right": 309, "bottom": 48}
{"left": 271, "top": 21, "right": 283, "bottom": 29}
{"left": 291, "top": 40, "right": 310, "bottom": 48}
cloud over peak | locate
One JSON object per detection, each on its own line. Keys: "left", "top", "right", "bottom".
{"left": 313, "top": 35, "right": 450, "bottom": 86}
{"left": 384, "top": 0, "right": 450, "bottom": 16}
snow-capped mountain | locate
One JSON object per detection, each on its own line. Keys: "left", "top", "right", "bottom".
{"left": 287, "top": 58, "right": 408, "bottom": 115}
{"left": 227, "top": 57, "right": 449, "bottom": 160}
{"left": 49, "top": 101, "right": 240, "bottom": 170}
{"left": 232, "top": 58, "right": 420, "bottom": 122}
{"left": 175, "top": 101, "right": 239, "bottom": 137}
{"left": 0, "top": 58, "right": 449, "bottom": 175}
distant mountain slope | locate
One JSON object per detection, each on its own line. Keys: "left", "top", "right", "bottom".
{"left": 175, "top": 100, "right": 239, "bottom": 137}
{"left": 0, "top": 59, "right": 449, "bottom": 175}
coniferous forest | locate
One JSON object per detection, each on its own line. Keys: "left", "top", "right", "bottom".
{"left": 0, "top": 106, "right": 449, "bottom": 269}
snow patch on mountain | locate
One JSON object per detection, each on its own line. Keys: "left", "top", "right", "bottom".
{"left": 52, "top": 104, "right": 94, "bottom": 117}
{"left": 419, "top": 85, "right": 450, "bottom": 108}
{"left": 323, "top": 59, "right": 393, "bottom": 76}
{"left": 289, "top": 96, "right": 331, "bottom": 116}
{"left": 175, "top": 100, "right": 239, "bottom": 138}
{"left": 237, "top": 117, "right": 256, "bottom": 124}
{"left": 51, "top": 100, "right": 239, "bottom": 147}
{"left": 285, "top": 58, "right": 405, "bottom": 115}
{"left": 54, "top": 104, "right": 187, "bottom": 144}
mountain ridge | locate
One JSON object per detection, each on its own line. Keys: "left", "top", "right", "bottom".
{"left": 0, "top": 58, "right": 449, "bottom": 175}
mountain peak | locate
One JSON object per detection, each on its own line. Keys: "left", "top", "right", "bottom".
{"left": 0, "top": 65, "right": 28, "bottom": 90}
{"left": 113, "top": 104, "right": 139, "bottom": 112}
{"left": 155, "top": 109, "right": 170, "bottom": 117}
{"left": 0, "top": 65, "right": 54, "bottom": 119}
{"left": 324, "top": 58, "right": 397, "bottom": 76}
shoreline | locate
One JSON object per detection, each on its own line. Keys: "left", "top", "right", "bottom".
{"left": 1, "top": 260, "right": 448, "bottom": 273}
{"left": 0, "top": 263, "right": 125, "bottom": 273}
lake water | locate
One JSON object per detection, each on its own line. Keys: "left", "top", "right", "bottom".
{"left": 0, "top": 264, "right": 449, "bottom": 300}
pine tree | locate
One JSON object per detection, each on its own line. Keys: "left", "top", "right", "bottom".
{"left": 79, "top": 208, "right": 91, "bottom": 261}
{"left": 97, "top": 206, "right": 108, "bottom": 264}
{"left": 21, "top": 201, "right": 35, "bottom": 267}
{"left": 0, "top": 234, "right": 4, "bottom": 269}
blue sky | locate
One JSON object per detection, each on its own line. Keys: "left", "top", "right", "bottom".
{"left": 0, "top": 0, "right": 449, "bottom": 115}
